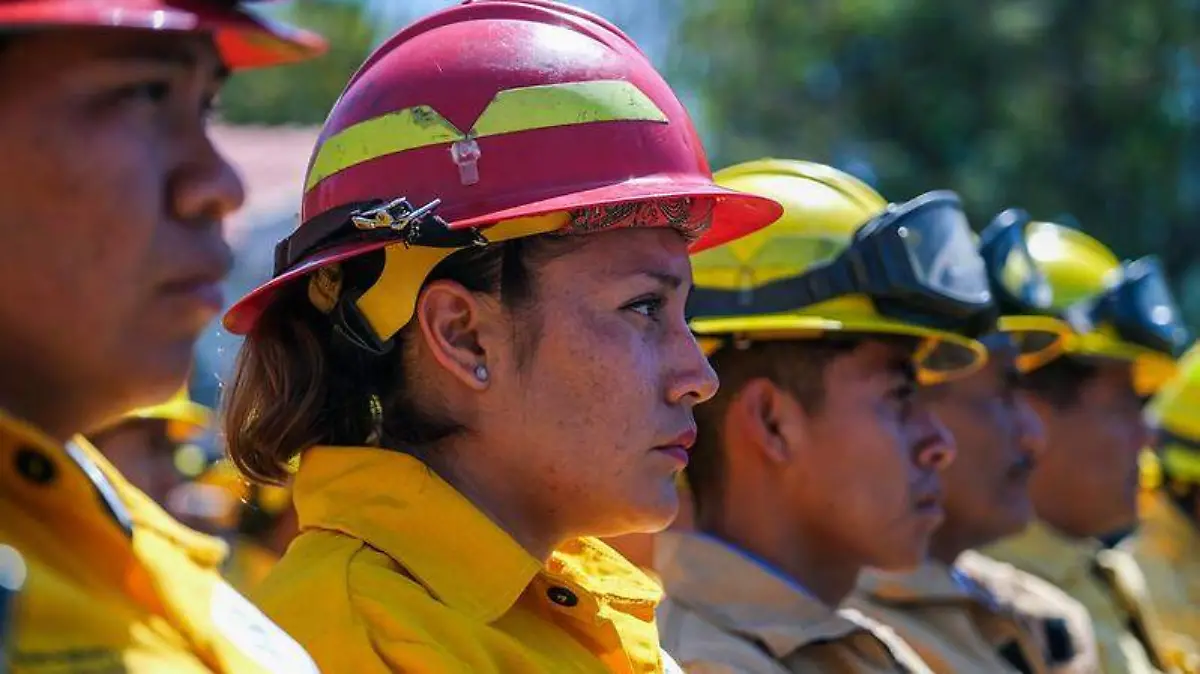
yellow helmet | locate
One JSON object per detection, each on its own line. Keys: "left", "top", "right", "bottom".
{"left": 1144, "top": 344, "right": 1200, "bottom": 485}
{"left": 1019, "top": 220, "right": 1189, "bottom": 395}
{"left": 687, "top": 159, "right": 992, "bottom": 384}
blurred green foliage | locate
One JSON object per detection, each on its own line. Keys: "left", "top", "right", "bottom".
{"left": 668, "top": 0, "right": 1200, "bottom": 324}
{"left": 218, "top": 0, "right": 377, "bottom": 125}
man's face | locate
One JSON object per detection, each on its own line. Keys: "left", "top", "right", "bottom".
{"left": 0, "top": 29, "right": 242, "bottom": 429}
{"left": 1028, "top": 360, "right": 1152, "bottom": 537}
{"left": 790, "top": 340, "right": 956, "bottom": 570}
{"left": 926, "top": 349, "right": 1046, "bottom": 546}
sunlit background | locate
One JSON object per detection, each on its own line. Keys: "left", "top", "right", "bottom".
{"left": 197, "top": 0, "right": 1200, "bottom": 411}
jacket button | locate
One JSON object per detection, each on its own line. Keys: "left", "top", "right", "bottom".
{"left": 15, "top": 448, "right": 55, "bottom": 485}
{"left": 547, "top": 586, "right": 578, "bottom": 608}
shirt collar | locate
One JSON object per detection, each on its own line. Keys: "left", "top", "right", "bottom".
{"left": 654, "top": 530, "right": 864, "bottom": 658}
{"left": 292, "top": 446, "right": 661, "bottom": 624}
{"left": 857, "top": 560, "right": 980, "bottom": 605}
{"left": 984, "top": 520, "right": 1102, "bottom": 586}
{"left": 0, "top": 407, "right": 226, "bottom": 567}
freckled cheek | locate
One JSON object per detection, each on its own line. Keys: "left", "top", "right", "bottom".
{"left": 557, "top": 315, "right": 658, "bottom": 449}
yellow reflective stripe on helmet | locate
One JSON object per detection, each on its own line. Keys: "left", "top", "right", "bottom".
{"left": 472, "top": 80, "right": 667, "bottom": 136}
{"left": 305, "top": 80, "right": 667, "bottom": 192}
{"left": 306, "top": 105, "right": 462, "bottom": 191}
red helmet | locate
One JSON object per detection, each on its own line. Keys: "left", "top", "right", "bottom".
{"left": 0, "top": 0, "right": 325, "bottom": 69}
{"left": 223, "top": 0, "right": 781, "bottom": 336}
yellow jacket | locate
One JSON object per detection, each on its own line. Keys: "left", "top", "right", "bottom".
{"left": 0, "top": 410, "right": 316, "bottom": 673}
{"left": 984, "top": 520, "right": 1176, "bottom": 673}
{"left": 654, "top": 530, "right": 934, "bottom": 673}
{"left": 253, "top": 446, "right": 678, "bottom": 673}
{"left": 1121, "top": 492, "right": 1200, "bottom": 670}
{"left": 849, "top": 558, "right": 1049, "bottom": 674}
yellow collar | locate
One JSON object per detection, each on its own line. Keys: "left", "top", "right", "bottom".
{"left": 654, "top": 530, "right": 863, "bottom": 658}
{"left": 292, "top": 446, "right": 661, "bottom": 623}
{"left": 0, "top": 408, "right": 226, "bottom": 566}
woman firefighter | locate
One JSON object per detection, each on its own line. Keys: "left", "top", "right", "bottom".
{"left": 219, "top": 1, "right": 782, "bottom": 671}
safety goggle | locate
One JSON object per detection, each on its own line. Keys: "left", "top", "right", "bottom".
{"left": 980, "top": 209, "right": 1055, "bottom": 317}
{"left": 979, "top": 209, "right": 1071, "bottom": 371}
{"left": 1064, "top": 256, "right": 1191, "bottom": 359}
{"left": 687, "top": 190, "right": 997, "bottom": 337}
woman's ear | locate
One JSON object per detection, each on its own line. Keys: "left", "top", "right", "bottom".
{"left": 414, "top": 280, "right": 497, "bottom": 391}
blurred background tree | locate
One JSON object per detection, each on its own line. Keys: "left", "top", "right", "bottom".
{"left": 667, "top": 0, "right": 1200, "bottom": 322}
{"left": 218, "top": 0, "right": 378, "bottom": 125}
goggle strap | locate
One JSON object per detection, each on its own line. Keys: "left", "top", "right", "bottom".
{"left": 1160, "top": 430, "right": 1200, "bottom": 454}
{"left": 687, "top": 258, "right": 857, "bottom": 318}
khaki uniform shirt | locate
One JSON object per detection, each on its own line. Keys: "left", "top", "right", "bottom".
{"left": 985, "top": 521, "right": 1174, "bottom": 673}
{"left": 654, "top": 531, "right": 934, "bottom": 673}
{"left": 1120, "top": 492, "right": 1200, "bottom": 671}
{"left": 957, "top": 551, "right": 1102, "bottom": 674}
{"left": 849, "top": 558, "right": 1050, "bottom": 674}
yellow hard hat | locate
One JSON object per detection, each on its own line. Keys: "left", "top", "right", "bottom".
{"left": 1144, "top": 344, "right": 1200, "bottom": 485}
{"left": 687, "top": 159, "right": 991, "bottom": 384}
{"left": 1020, "top": 220, "right": 1188, "bottom": 395}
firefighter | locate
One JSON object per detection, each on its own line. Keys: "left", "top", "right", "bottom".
{"left": 655, "top": 158, "right": 994, "bottom": 672}
{"left": 0, "top": 1, "right": 325, "bottom": 671}
{"left": 217, "top": 1, "right": 781, "bottom": 671}
{"left": 982, "top": 219, "right": 1194, "bottom": 673}
{"left": 1123, "top": 344, "right": 1200, "bottom": 670}
{"left": 849, "top": 209, "right": 1100, "bottom": 673}
{"left": 88, "top": 387, "right": 215, "bottom": 508}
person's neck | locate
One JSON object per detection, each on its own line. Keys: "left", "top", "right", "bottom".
{"left": 421, "top": 440, "right": 565, "bottom": 562}
{"left": 704, "top": 503, "right": 859, "bottom": 608}
{"left": 0, "top": 371, "right": 84, "bottom": 443}
{"left": 929, "top": 518, "right": 995, "bottom": 566}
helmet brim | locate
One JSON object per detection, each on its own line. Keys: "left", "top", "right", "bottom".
{"left": 0, "top": 1, "right": 326, "bottom": 69}
{"left": 995, "top": 315, "right": 1073, "bottom": 373}
{"left": 690, "top": 312, "right": 988, "bottom": 385}
{"left": 1062, "top": 330, "right": 1180, "bottom": 396}
{"left": 223, "top": 179, "right": 781, "bottom": 335}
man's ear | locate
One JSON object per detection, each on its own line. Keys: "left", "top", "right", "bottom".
{"left": 726, "top": 378, "right": 811, "bottom": 465}
{"left": 414, "top": 280, "right": 500, "bottom": 391}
